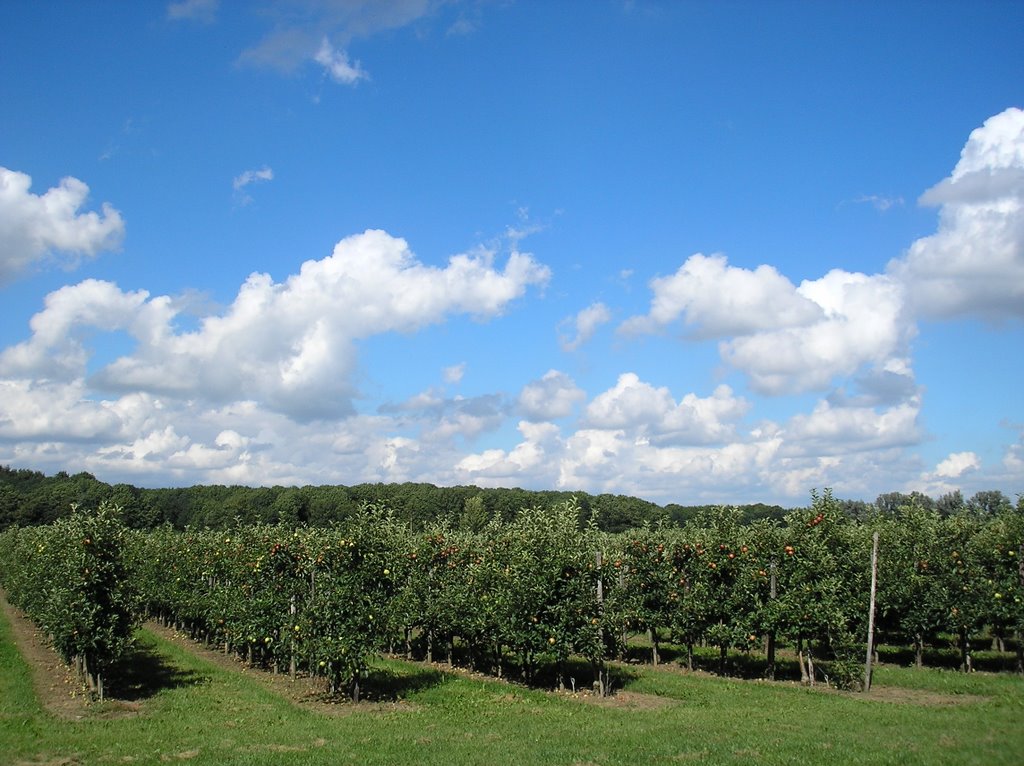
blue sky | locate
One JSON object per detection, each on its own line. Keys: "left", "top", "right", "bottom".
{"left": 1, "top": 0, "right": 1022, "bottom": 506}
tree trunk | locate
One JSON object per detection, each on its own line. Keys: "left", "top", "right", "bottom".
{"left": 798, "top": 638, "right": 809, "bottom": 684}
{"left": 649, "top": 627, "right": 660, "bottom": 666}
{"left": 592, "top": 661, "right": 607, "bottom": 697}
{"left": 914, "top": 633, "right": 923, "bottom": 668}
{"left": 959, "top": 627, "right": 972, "bottom": 673}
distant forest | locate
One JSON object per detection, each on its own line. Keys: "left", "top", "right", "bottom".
{"left": 0, "top": 465, "right": 1015, "bottom": 533}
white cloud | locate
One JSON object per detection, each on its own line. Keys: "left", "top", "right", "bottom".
{"left": 559, "top": 302, "right": 611, "bottom": 351}
{"left": 582, "top": 373, "right": 748, "bottom": 446}
{"left": 314, "top": 38, "right": 368, "bottom": 84}
{"left": 167, "top": 0, "right": 218, "bottom": 23}
{"left": 888, "top": 107, "right": 1024, "bottom": 320}
{"left": 455, "top": 421, "right": 563, "bottom": 486}
{"left": 623, "top": 253, "right": 914, "bottom": 396}
{"left": 0, "top": 361, "right": 982, "bottom": 506}
{"left": 517, "top": 370, "right": 585, "bottom": 421}
{"left": 722, "top": 270, "right": 913, "bottom": 395}
{"left": 442, "top": 363, "right": 465, "bottom": 384}
{"left": 935, "top": 451, "right": 981, "bottom": 479}
{"left": 619, "top": 253, "right": 823, "bottom": 339}
{"left": 910, "top": 450, "right": 987, "bottom": 500}
{"left": 0, "top": 379, "right": 123, "bottom": 441}
{"left": 233, "top": 166, "right": 274, "bottom": 191}
{"left": 850, "top": 194, "right": 904, "bottom": 212}
{"left": 0, "top": 279, "right": 155, "bottom": 380}
{"left": 382, "top": 391, "right": 507, "bottom": 443}
{"left": 781, "top": 397, "right": 923, "bottom": 456}
{"left": 233, "top": 166, "right": 274, "bottom": 205}
{"left": 455, "top": 395, "right": 931, "bottom": 505}
{"left": 4, "top": 229, "right": 549, "bottom": 422}
{"left": 0, "top": 167, "right": 125, "bottom": 285}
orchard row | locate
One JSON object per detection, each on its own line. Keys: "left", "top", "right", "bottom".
{"left": 1, "top": 491, "right": 1022, "bottom": 698}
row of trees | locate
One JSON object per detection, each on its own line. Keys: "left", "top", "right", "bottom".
{"left": 2, "top": 465, "right": 1014, "bottom": 534}
{"left": 2, "top": 491, "right": 1021, "bottom": 701}
{"left": 0, "top": 504, "right": 137, "bottom": 699}
{"left": 0, "top": 466, "right": 671, "bottom": 532}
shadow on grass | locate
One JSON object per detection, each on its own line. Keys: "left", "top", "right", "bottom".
{"left": 875, "top": 644, "right": 1020, "bottom": 673}
{"left": 618, "top": 642, "right": 808, "bottom": 682}
{"left": 360, "top": 661, "right": 447, "bottom": 701}
{"left": 104, "top": 638, "right": 209, "bottom": 701}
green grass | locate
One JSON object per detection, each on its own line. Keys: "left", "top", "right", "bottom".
{"left": 2, "top": 610, "right": 1023, "bottom": 765}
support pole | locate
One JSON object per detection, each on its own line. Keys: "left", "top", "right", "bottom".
{"left": 864, "top": 531, "right": 880, "bottom": 692}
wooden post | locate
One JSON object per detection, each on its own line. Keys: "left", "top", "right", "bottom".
{"left": 864, "top": 531, "right": 879, "bottom": 692}
{"left": 618, "top": 564, "right": 628, "bottom": 660}
{"left": 289, "top": 594, "right": 297, "bottom": 679}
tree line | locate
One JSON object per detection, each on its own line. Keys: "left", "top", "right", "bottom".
{"left": 0, "top": 465, "right": 1014, "bottom": 533}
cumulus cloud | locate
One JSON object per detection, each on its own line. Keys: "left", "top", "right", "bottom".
{"left": 619, "top": 253, "right": 822, "bottom": 339}
{"left": 3, "top": 229, "right": 549, "bottom": 422}
{"left": 559, "top": 302, "right": 611, "bottom": 351}
{"left": 911, "top": 450, "right": 986, "bottom": 499}
{"left": 582, "top": 373, "right": 749, "bottom": 446}
{"left": 455, "top": 390, "right": 935, "bottom": 504}
{"left": 0, "top": 279, "right": 155, "bottom": 380}
{"left": 935, "top": 451, "right": 981, "bottom": 478}
{"left": 381, "top": 391, "right": 508, "bottom": 443}
{"left": 455, "top": 421, "right": 563, "bottom": 486}
{"left": 517, "top": 370, "right": 585, "bottom": 421}
{"left": 0, "top": 379, "right": 123, "bottom": 442}
{"left": 780, "top": 396, "right": 923, "bottom": 456}
{"left": 0, "top": 167, "right": 125, "bottom": 285}
{"left": 459, "top": 420, "right": 785, "bottom": 501}
{"left": 888, "top": 107, "right": 1024, "bottom": 320}
{"left": 722, "top": 269, "right": 913, "bottom": 395}
{"left": 622, "top": 251, "right": 914, "bottom": 396}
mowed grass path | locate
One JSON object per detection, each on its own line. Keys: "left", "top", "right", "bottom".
{"left": 2, "top": 608, "right": 1023, "bottom": 766}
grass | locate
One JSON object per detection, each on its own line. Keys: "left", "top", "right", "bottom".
{"left": 1, "top": 609, "right": 1023, "bottom": 765}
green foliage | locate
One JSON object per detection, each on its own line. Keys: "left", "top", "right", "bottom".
{"left": 4, "top": 483, "right": 1024, "bottom": 701}
{"left": 0, "top": 502, "right": 138, "bottom": 695}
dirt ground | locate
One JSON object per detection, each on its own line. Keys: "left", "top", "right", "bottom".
{"left": 0, "top": 591, "right": 93, "bottom": 720}
{"left": 144, "top": 621, "right": 421, "bottom": 716}
{"left": 4, "top": 595, "right": 981, "bottom": 722}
